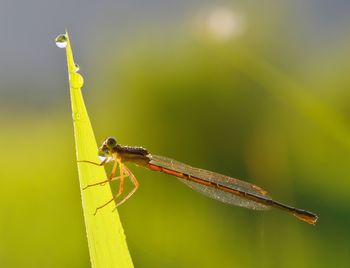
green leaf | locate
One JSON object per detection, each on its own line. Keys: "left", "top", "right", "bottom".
{"left": 60, "top": 31, "right": 134, "bottom": 268}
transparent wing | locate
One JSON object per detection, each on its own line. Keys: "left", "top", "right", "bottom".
{"left": 149, "top": 155, "right": 271, "bottom": 210}
{"left": 180, "top": 179, "right": 269, "bottom": 210}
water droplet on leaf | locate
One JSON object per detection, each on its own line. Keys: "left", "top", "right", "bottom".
{"left": 70, "top": 73, "right": 84, "bottom": 88}
{"left": 73, "top": 111, "right": 81, "bottom": 121}
{"left": 55, "top": 34, "right": 67, "bottom": 48}
{"left": 74, "top": 63, "right": 80, "bottom": 72}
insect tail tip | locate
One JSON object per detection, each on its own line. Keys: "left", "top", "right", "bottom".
{"left": 294, "top": 210, "right": 318, "bottom": 225}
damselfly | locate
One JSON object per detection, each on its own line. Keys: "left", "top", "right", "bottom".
{"left": 79, "top": 137, "right": 318, "bottom": 224}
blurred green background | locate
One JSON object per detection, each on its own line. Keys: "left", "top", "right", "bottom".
{"left": 1, "top": 1, "right": 350, "bottom": 267}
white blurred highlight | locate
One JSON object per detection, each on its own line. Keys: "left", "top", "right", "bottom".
{"left": 98, "top": 156, "right": 113, "bottom": 163}
{"left": 195, "top": 6, "right": 246, "bottom": 42}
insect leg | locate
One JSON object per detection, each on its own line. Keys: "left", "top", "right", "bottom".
{"left": 78, "top": 157, "right": 109, "bottom": 166}
{"left": 93, "top": 166, "right": 129, "bottom": 215}
{"left": 83, "top": 175, "right": 123, "bottom": 190}
{"left": 82, "top": 161, "right": 119, "bottom": 190}
{"left": 113, "top": 164, "right": 139, "bottom": 209}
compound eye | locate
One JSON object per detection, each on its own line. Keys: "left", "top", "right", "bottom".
{"left": 106, "top": 137, "right": 117, "bottom": 148}
{"left": 98, "top": 144, "right": 109, "bottom": 154}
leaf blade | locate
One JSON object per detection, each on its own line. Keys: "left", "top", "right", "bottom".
{"left": 63, "top": 32, "right": 134, "bottom": 268}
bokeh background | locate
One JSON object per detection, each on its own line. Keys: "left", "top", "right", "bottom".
{"left": 1, "top": 1, "right": 350, "bottom": 267}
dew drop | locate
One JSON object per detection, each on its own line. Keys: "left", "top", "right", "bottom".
{"left": 70, "top": 73, "right": 84, "bottom": 89}
{"left": 55, "top": 34, "right": 67, "bottom": 48}
{"left": 74, "top": 63, "right": 80, "bottom": 72}
{"left": 73, "top": 111, "right": 81, "bottom": 121}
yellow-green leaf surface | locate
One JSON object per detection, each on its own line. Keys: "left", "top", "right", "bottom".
{"left": 61, "top": 32, "right": 134, "bottom": 268}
